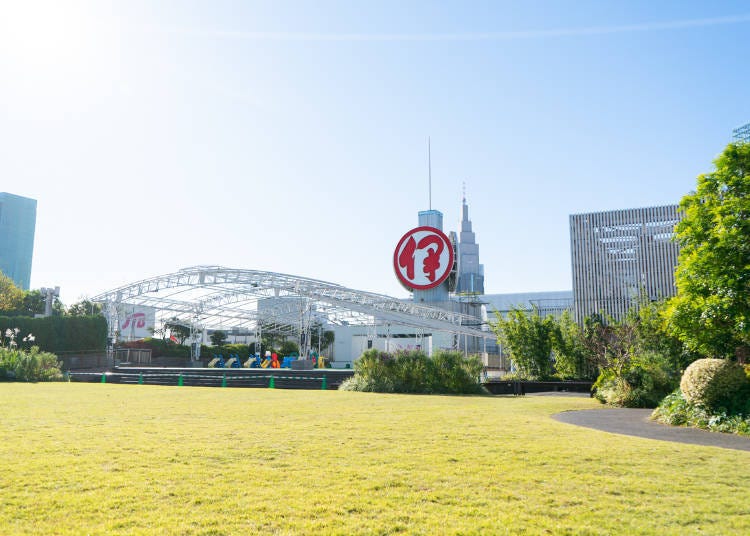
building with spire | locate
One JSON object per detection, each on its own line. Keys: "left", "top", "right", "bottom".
{"left": 456, "top": 195, "right": 484, "bottom": 295}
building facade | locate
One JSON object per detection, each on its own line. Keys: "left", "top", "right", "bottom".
{"left": 570, "top": 204, "right": 681, "bottom": 322}
{"left": 733, "top": 122, "right": 750, "bottom": 143}
{"left": 0, "top": 192, "right": 37, "bottom": 289}
{"left": 456, "top": 196, "right": 485, "bottom": 295}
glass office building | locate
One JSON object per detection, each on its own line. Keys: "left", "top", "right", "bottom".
{"left": 0, "top": 192, "right": 37, "bottom": 289}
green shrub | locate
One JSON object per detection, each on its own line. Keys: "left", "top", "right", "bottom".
{"left": 340, "top": 349, "right": 485, "bottom": 395}
{"left": 593, "top": 352, "right": 678, "bottom": 408}
{"left": 652, "top": 389, "right": 750, "bottom": 436}
{"left": 431, "top": 351, "right": 485, "bottom": 395}
{"left": 218, "top": 344, "right": 252, "bottom": 360}
{"left": 651, "top": 390, "right": 691, "bottom": 426}
{"left": 0, "top": 346, "right": 63, "bottom": 381}
{"left": 680, "top": 358, "right": 749, "bottom": 412}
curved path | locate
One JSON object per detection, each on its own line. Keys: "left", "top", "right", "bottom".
{"left": 553, "top": 408, "right": 750, "bottom": 452}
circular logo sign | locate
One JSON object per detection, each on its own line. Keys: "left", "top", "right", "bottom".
{"left": 393, "top": 226, "right": 454, "bottom": 290}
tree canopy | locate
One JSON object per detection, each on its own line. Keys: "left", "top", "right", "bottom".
{"left": 0, "top": 272, "right": 24, "bottom": 312}
{"left": 665, "top": 142, "right": 750, "bottom": 361}
{"left": 66, "top": 299, "right": 102, "bottom": 317}
{"left": 164, "top": 318, "right": 192, "bottom": 345}
{"left": 209, "top": 330, "right": 228, "bottom": 347}
{"left": 492, "top": 306, "right": 555, "bottom": 379}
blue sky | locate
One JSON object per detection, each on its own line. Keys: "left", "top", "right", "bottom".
{"left": 1, "top": 0, "right": 748, "bottom": 304}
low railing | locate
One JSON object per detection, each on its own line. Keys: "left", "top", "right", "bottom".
{"left": 483, "top": 380, "right": 593, "bottom": 396}
{"left": 67, "top": 370, "right": 343, "bottom": 390}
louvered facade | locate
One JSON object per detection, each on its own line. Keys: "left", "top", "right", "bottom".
{"left": 570, "top": 205, "right": 681, "bottom": 322}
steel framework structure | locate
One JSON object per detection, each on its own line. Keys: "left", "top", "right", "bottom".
{"left": 733, "top": 122, "right": 750, "bottom": 143}
{"left": 92, "top": 266, "right": 490, "bottom": 349}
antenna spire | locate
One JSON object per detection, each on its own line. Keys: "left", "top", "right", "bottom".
{"left": 428, "top": 137, "right": 432, "bottom": 210}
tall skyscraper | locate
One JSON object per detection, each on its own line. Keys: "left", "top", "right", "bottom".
{"left": 570, "top": 204, "right": 681, "bottom": 322}
{"left": 456, "top": 195, "right": 484, "bottom": 295}
{"left": 0, "top": 192, "right": 37, "bottom": 289}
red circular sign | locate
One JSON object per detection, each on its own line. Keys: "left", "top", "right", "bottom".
{"left": 393, "top": 226, "right": 454, "bottom": 290}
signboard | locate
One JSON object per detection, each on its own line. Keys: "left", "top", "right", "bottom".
{"left": 119, "top": 305, "right": 156, "bottom": 341}
{"left": 393, "top": 226, "right": 454, "bottom": 290}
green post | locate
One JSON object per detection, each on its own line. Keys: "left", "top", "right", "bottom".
{"left": 269, "top": 376, "right": 275, "bottom": 389}
{"left": 178, "top": 374, "right": 184, "bottom": 387}
{"left": 138, "top": 373, "right": 144, "bottom": 385}
{"left": 101, "top": 373, "right": 106, "bottom": 384}
{"left": 222, "top": 374, "right": 227, "bottom": 388}
{"left": 322, "top": 376, "right": 327, "bottom": 390}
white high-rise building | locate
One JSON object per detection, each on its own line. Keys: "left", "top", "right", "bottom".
{"left": 570, "top": 204, "right": 681, "bottom": 322}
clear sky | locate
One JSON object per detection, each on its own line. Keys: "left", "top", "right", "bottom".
{"left": 1, "top": 0, "right": 749, "bottom": 305}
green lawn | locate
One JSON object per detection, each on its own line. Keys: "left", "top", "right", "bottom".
{"left": 1, "top": 384, "right": 749, "bottom": 535}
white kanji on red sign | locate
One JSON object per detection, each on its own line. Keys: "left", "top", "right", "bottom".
{"left": 393, "top": 226, "right": 454, "bottom": 290}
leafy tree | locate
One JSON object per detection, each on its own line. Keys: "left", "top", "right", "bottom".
{"left": 209, "top": 330, "right": 228, "bottom": 346}
{"left": 164, "top": 318, "right": 191, "bottom": 345}
{"left": 66, "top": 298, "right": 102, "bottom": 317}
{"left": 491, "top": 306, "right": 555, "bottom": 379}
{"left": 582, "top": 313, "right": 639, "bottom": 378}
{"left": 310, "top": 321, "right": 335, "bottom": 352}
{"left": 635, "top": 299, "right": 693, "bottom": 372}
{"left": 0, "top": 272, "right": 24, "bottom": 312}
{"left": 20, "top": 290, "right": 45, "bottom": 316}
{"left": 665, "top": 142, "right": 750, "bottom": 362}
{"left": 550, "top": 310, "right": 594, "bottom": 379}
{"left": 278, "top": 340, "right": 299, "bottom": 356}
{"left": 11, "top": 289, "right": 64, "bottom": 317}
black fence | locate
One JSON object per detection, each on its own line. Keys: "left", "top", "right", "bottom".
{"left": 68, "top": 367, "right": 354, "bottom": 390}
{"left": 483, "top": 380, "right": 594, "bottom": 396}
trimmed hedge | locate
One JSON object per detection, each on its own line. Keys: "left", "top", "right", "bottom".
{"left": 0, "top": 315, "right": 107, "bottom": 354}
{"left": 680, "top": 358, "right": 749, "bottom": 412}
{"left": 119, "top": 340, "right": 264, "bottom": 360}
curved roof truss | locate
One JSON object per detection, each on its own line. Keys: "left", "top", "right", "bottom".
{"left": 92, "top": 266, "right": 489, "bottom": 339}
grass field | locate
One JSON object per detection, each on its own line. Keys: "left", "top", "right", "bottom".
{"left": 1, "top": 384, "right": 749, "bottom": 535}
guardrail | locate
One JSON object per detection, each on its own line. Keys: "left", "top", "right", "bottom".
{"left": 482, "top": 380, "right": 593, "bottom": 396}
{"left": 67, "top": 370, "right": 339, "bottom": 390}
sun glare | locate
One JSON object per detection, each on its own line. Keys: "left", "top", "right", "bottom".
{"left": 0, "top": 0, "right": 89, "bottom": 70}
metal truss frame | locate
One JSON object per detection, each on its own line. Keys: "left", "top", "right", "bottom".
{"left": 92, "top": 266, "right": 489, "bottom": 342}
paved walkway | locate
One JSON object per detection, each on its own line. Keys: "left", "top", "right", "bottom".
{"left": 553, "top": 408, "right": 750, "bottom": 451}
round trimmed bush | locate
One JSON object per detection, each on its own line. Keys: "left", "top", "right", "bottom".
{"left": 680, "top": 358, "right": 749, "bottom": 411}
